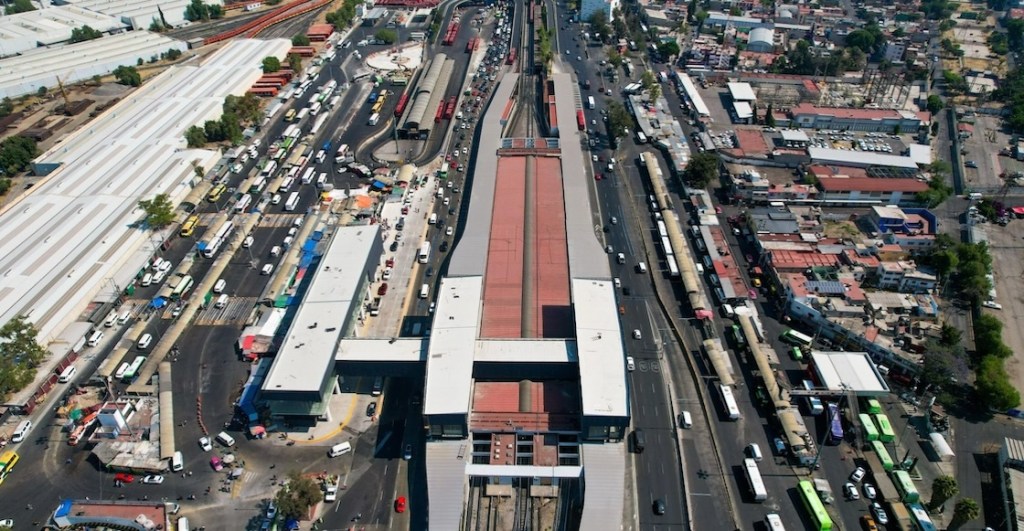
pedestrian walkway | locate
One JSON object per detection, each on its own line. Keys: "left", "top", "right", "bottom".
{"left": 193, "top": 297, "right": 255, "bottom": 326}
{"left": 259, "top": 213, "right": 304, "bottom": 228}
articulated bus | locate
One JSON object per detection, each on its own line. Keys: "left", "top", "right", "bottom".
{"left": 781, "top": 328, "right": 813, "bottom": 347}
{"left": 207, "top": 184, "right": 227, "bottom": 203}
{"left": 796, "top": 480, "right": 833, "bottom": 531}
{"left": 743, "top": 458, "right": 767, "bottom": 502}
{"left": 179, "top": 214, "right": 200, "bottom": 237}
{"left": 0, "top": 450, "right": 19, "bottom": 485}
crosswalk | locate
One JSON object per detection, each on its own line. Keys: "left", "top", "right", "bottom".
{"left": 193, "top": 297, "right": 256, "bottom": 326}
{"left": 259, "top": 213, "right": 304, "bottom": 228}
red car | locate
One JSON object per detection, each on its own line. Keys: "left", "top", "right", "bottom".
{"left": 395, "top": 496, "right": 407, "bottom": 513}
{"left": 378, "top": 283, "right": 388, "bottom": 296}
{"left": 114, "top": 472, "right": 135, "bottom": 483}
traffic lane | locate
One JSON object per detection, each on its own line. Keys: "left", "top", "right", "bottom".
{"left": 223, "top": 225, "right": 293, "bottom": 298}
{"left": 636, "top": 427, "right": 686, "bottom": 528}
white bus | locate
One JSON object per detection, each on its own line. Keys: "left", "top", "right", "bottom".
{"left": 282, "top": 124, "right": 299, "bottom": 139}
{"left": 587, "top": 96, "right": 596, "bottom": 109}
{"left": 301, "top": 168, "right": 316, "bottom": 185}
{"left": 262, "top": 160, "right": 278, "bottom": 177}
{"left": 284, "top": 192, "right": 301, "bottom": 212}
{"left": 316, "top": 172, "right": 328, "bottom": 188}
{"left": 310, "top": 114, "right": 328, "bottom": 135}
{"left": 764, "top": 514, "right": 786, "bottom": 531}
{"left": 719, "top": 384, "right": 741, "bottom": 420}
{"left": 234, "top": 194, "right": 252, "bottom": 213}
{"left": 323, "top": 79, "right": 337, "bottom": 93}
{"left": 743, "top": 458, "right": 767, "bottom": 502}
{"left": 280, "top": 175, "right": 295, "bottom": 192}
{"left": 310, "top": 101, "right": 323, "bottom": 116}
{"left": 334, "top": 144, "right": 351, "bottom": 163}
{"left": 667, "top": 258, "right": 680, "bottom": 278}
{"left": 367, "top": 113, "right": 380, "bottom": 126}
{"left": 250, "top": 175, "right": 267, "bottom": 194}
{"left": 295, "top": 108, "right": 310, "bottom": 122}
{"left": 418, "top": 242, "right": 431, "bottom": 264}
{"left": 202, "top": 220, "right": 234, "bottom": 258}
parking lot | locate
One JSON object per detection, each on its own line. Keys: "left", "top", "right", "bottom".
{"left": 978, "top": 218, "right": 1024, "bottom": 393}
{"left": 961, "top": 113, "right": 1016, "bottom": 191}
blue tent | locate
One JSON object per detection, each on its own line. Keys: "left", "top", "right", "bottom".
{"left": 148, "top": 297, "right": 168, "bottom": 309}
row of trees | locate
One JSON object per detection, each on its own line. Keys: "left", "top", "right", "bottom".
{"left": 4, "top": 0, "right": 35, "bottom": 15}
{"left": 927, "top": 475, "right": 980, "bottom": 530}
{"left": 325, "top": 0, "right": 363, "bottom": 31}
{"left": 184, "top": 93, "right": 264, "bottom": 148}
{"left": 70, "top": 25, "right": 103, "bottom": 43}
{"left": 184, "top": 0, "right": 223, "bottom": 22}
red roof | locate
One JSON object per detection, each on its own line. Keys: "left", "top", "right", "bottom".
{"left": 790, "top": 103, "right": 916, "bottom": 121}
{"left": 818, "top": 177, "right": 928, "bottom": 193}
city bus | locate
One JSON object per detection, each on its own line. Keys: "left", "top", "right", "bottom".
{"left": 892, "top": 470, "right": 919, "bottom": 503}
{"left": 250, "top": 176, "right": 267, "bottom": 194}
{"left": 179, "top": 214, "right": 200, "bottom": 237}
{"left": 888, "top": 502, "right": 915, "bottom": 531}
{"left": 859, "top": 413, "right": 879, "bottom": 441}
{"left": 284, "top": 192, "right": 301, "bottom": 212}
{"left": 864, "top": 398, "right": 882, "bottom": 414}
{"left": 907, "top": 503, "right": 937, "bottom": 531}
{"left": 797, "top": 480, "right": 834, "bottom": 531}
{"left": 207, "top": 183, "right": 227, "bottom": 203}
{"left": 826, "top": 402, "right": 843, "bottom": 444}
{"left": 781, "top": 328, "right": 813, "bottom": 347}
{"left": 0, "top": 451, "right": 18, "bottom": 485}
{"left": 743, "top": 458, "right": 767, "bottom": 502}
{"left": 285, "top": 109, "right": 297, "bottom": 122}
{"left": 301, "top": 168, "right": 316, "bottom": 185}
{"left": 764, "top": 514, "right": 786, "bottom": 531}
{"left": 870, "top": 440, "right": 894, "bottom": 471}
{"left": 438, "top": 162, "right": 449, "bottom": 178}
{"left": 864, "top": 451, "right": 900, "bottom": 501}
{"left": 234, "top": 194, "right": 252, "bottom": 213}
{"left": 122, "top": 355, "right": 146, "bottom": 382}
{"left": 261, "top": 160, "right": 278, "bottom": 177}
{"left": 171, "top": 275, "right": 194, "bottom": 299}
{"left": 718, "top": 384, "right": 741, "bottom": 420}
{"left": 418, "top": 242, "right": 431, "bottom": 264}
{"left": 873, "top": 413, "right": 895, "bottom": 442}
{"left": 202, "top": 220, "right": 234, "bottom": 258}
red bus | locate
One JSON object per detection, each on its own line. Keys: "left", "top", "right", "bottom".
{"left": 576, "top": 110, "right": 585, "bottom": 131}
{"left": 507, "top": 48, "right": 517, "bottom": 65}
{"left": 394, "top": 91, "right": 410, "bottom": 117}
{"left": 443, "top": 96, "right": 456, "bottom": 119}
{"left": 434, "top": 101, "right": 445, "bottom": 123}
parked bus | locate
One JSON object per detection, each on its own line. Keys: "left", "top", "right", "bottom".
{"left": 888, "top": 502, "right": 915, "bottom": 531}
{"left": 781, "top": 328, "right": 813, "bottom": 347}
{"left": 892, "top": 470, "right": 919, "bottom": 503}
{"left": 284, "top": 192, "right": 301, "bottom": 212}
{"left": 587, "top": 95, "right": 596, "bottom": 109}
{"left": 171, "top": 275, "right": 194, "bottom": 299}
{"left": 826, "top": 402, "right": 843, "bottom": 444}
{"left": 763, "top": 514, "right": 786, "bottom": 531}
{"left": 202, "top": 220, "right": 234, "bottom": 258}
{"left": 234, "top": 194, "right": 252, "bottom": 213}
{"left": 870, "top": 440, "right": 894, "bottom": 471}
{"left": 743, "top": 458, "right": 767, "bottom": 502}
{"left": 179, "top": 214, "right": 200, "bottom": 237}
{"left": 907, "top": 503, "right": 937, "bottom": 531}
{"left": 438, "top": 162, "right": 449, "bottom": 178}
{"left": 284, "top": 108, "right": 297, "bottom": 122}
{"left": 0, "top": 451, "right": 18, "bottom": 485}
{"left": 367, "top": 113, "right": 380, "bottom": 126}
{"left": 636, "top": 130, "right": 648, "bottom": 144}
{"left": 859, "top": 413, "right": 879, "bottom": 441}
{"left": 301, "top": 168, "right": 316, "bottom": 185}
{"left": 718, "top": 384, "right": 741, "bottom": 420}
{"left": 310, "top": 101, "right": 322, "bottom": 116}
{"left": 797, "top": 480, "right": 834, "bottom": 531}
{"left": 873, "top": 413, "right": 895, "bottom": 442}
{"left": 667, "top": 259, "right": 680, "bottom": 277}
{"left": 864, "top": 398, "right": 883, "bottom": 414}
{"left": 122, "top": 355, "right": 146, "bottom": 382}
{"left": 207, "top": 184, "right": 227, "bottom": 203}
{"left": 418, "top": 242, "right": 431, "bottom": 264}
{"left": 250, "top": 176, "right": 267, "bottom": 194}
{"left": 863, "top": 451, "right": 900, "bottom": 501}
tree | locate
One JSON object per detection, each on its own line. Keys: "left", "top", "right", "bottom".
{"left": 658, "top": 40, "right": 680, "bottom": 59}
{"left": 262, "top": 56, "right": 281, "bottom": 73}
{"left": 845, "top": 29, "right": 876, "bottom": 54}
{"left": 0, "top": 98, "right": 13, "bottom": 118}
{"left": 274, "top": 471, "right": 324, "bottom": 520}
{"left": 948, "top": 498, "right": 980, "bottom": 530}
{"left": 184, "top": 0, "right": 220, "bottom": 21}
{"left": 165, "top": 48, "right": 183, "bottom": 61}
{"left": 4, "top": 0, "right": 36, "bottom": 14}
{"left": 607, "top": 49, "right": 623, "bottom": 67}
{"left": 0, "top": 135, "right": 38, "bottom": 175}
{"left": 605, "top": 101, "right": 632, "bottom": 143}
{"left": 927, "top": 475, "right": 959, "bottom": 510}
{"left": 640, "top": 70, "right": 656, "bottom": 94}
{"left": 765, "top": 104, "right": 776, "bottom": 127}
{"left": 149, "top": 18, "right": 166, "bottom": 32}
{"left": 70, "top": 25, "right": 103, "bottom": 43}
{"left": 683, "top": 152, "right": 720, "bottom": 188}
{"left": 0, "top": 315, "right": 48, "bottom": 399}
{"left": 977, "top": 355, "right": 1021, "bottom": 410}
{"left": 375, "top": 29, "right": 398, "bottom": 44}
{"left": 292, "top": 34, "right": 311, "bottom": 46}
{"left": 138, "top": 193, "right": 176, "bottom": 228}
{"left": 588, "top": 10, "right": 611, "bottom": 41}
{"left": 926, "top": 95, "right": 945, "bottom": 114}
{"left": 113, "top": 65, "right": 142, "bottom": 87}
{"left": 287, "top": 53, "right": 302, "bottom": 74}
{"left": 224, "top": 94, "right": 263, "bottom": 125}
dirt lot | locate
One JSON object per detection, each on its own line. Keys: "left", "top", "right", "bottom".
{"left": 981, "top": 219, "right": 1024, "bottom": 392}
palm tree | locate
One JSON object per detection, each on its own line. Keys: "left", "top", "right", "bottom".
{"left": 927, "top": 474, "right": 959, "bottom": 510}
{"left": 948, "top": 497, "right": 980, "bottom": 530}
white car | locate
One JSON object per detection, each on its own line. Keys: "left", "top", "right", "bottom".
{"left": 843, "top": 482, "right": 860, "bottom": 500}
{"left": 446, "top": 226, "right": 454, "bottom": 236}
{"left": 632, "top": 329, "right": 642, "bottom": 340}
{"left": 199, "top": 436, "right": 212, "bottom": 451}
{"left": 142, "top": 475, "right": 165, "bottom": 485}
{"left": 382, "top": 268, "right": 392, "bottom": 280}
{"left": 863, "top": 483, "right": 877, "bottom": 500}
{"left": 0, "top": 520, "right": 13, "bottom": 528}
{"left": 871, "top": 502, "right": 889, "bottom": 524}
{"left": 850, "top": 466, "right": 866, "bottom": 483}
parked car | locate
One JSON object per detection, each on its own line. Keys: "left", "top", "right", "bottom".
{"left": 850, "top": 466, "right": 866, "bottom": 483}
{"left": 199, "top": 437, "right": 212, "bottom": 451}
{"left": 142, "top": 475, "right": 165, "bottom": 485}
{"left": 844, "top": 482, "right": 860, "bottom": 500}
{"left": 395, "top": 496, "right": 407, "bottom": 513}
{"left": 114, "top": 472, "right": 135, "bottom": 483}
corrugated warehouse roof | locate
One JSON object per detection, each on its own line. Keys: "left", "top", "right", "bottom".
{"left": 573, "top": 279, "right": 628, "bottom": 418}
{"left": 807, "top": 147, "right": 920, "bottom": 170}
{"left": 63, "top": 0, "right": 201, "bottom": 29}
{"left": 578, "top": 443, "right": 626, "bottom": 529}
{"left": 0, "top": 31, "right": 187, "bottom": 99}
{"left": 810, "top": 351, "right": 890, "bottom": 394}
{"left": 0, "top": 5, "right": 126, "bottom": 56}
{"left": 263, "top": 225, "right": 381, "bottom": 396}
{"left": 423, "top": 276, "right": 483, "bottom": 416}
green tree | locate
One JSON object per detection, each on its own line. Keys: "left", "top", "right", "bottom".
{"left": 4, "top": 0, "right": 36, "bottom": 15}
{"left": 262, "top": 56, "right": 281, "bottom": 73}
{"left": 640, "top": 70, "right": 656, "bottom": 93}
{"left": 375, "top": 29, "right": 398, "bottom": 44}
{"left": 0, "top": 98, "right": 13, "bottom": 118}
{"left": 607, "top": 49, "right": 624, "bottom": 67}
{"left": 70, "top": 25, "right": 103, "bottom": 43}
{"left": 0, "top": 135, "right": 38, "bottom": 175}
{"left": 149, "top": 18, "right": 166, "bottom": 32}
{"left": 765, "top": 103, "right": 776, "bottom": 127}
{"left": 287, "top": 53, "right": 302, "bottom": 73}
{"left": 184, "top": 0, "right": 218, "bottom": 21}
{"left": 845, "top": 29, "right": 876, "bottom": 54}
{"left": 165, "top": 48, "right": 183, "bottom": 61}
{"left": 926, "top": 95, "right": 945, "bottom": 114}
{"left": 588, "top": 10, "right": 611, "bottom": 40}
{"left": 292, "top": 34, "right": 311, "bottom": 46}
{"left": 683, "top": 152, "right": 720, "bottom": 188}
{"left": 0, "top": 315, "right": 48, "bottom": 399}
{"left": 138, "top": 193, "right": 176, "bottom": 228}
{"left": 274, "top": 471, "right": 324, "bottom": 520}
{"left": 977, "top": 355, "right": 1021, "bottom": 410}
{"left": 948, "top": 497, "right": 980, "bottom": 530}
{"left": 658, "top": 40, "right": 680, "bottom": 59}
{"left": 224, "top": 94, "right": 263, "bottom": 125}
{"left": 927, "top": 475, "right": 959, "bottom": 510}
{"left": 113, "top": 65, "right": 142, "bottom": 87}
{"left": 605, "top": 101, "right": 632, "bottom": 144}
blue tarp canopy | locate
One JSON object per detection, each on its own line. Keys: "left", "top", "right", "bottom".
{"left": 149, "top": 297, "right": 168, "bottom": 309}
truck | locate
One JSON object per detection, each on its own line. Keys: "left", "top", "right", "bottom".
{"left": 813, "top": 478, "right": 834, "bottom": 505}
{"left": 323, "top": 475, "right": 339, "bottom": 502}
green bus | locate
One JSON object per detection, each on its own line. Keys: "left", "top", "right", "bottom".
{"left": 122, "top": 355, "right": 146, "bottom": 382}
{"left": 797, "top": 480, "right": 833, "bottom": 531}
{"left": 790, "top": 346, "right": 803, "bottom": 361}
{"left": 864, "top": 398, "right": 882, "bottom": 414}
{"left": 892, "top": 470, "right": 919, "bottom": 503}
{"left": 859, "top": 413, "right": 879, "bottom": 441}
{"left": 873, "top": 413, "right": 895, "bottom": 442}
{"left": 870, "top": 440, "right": 894, "bottom": 471}
{"left": 730, "top": 325, "right": 746, "bottom": 349}
{"left": 781, "top": 328, "right": 813, "bottom": 347}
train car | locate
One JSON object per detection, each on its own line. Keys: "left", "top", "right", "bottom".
{"left": 394, "top": 91, "right": 410, "bottom": 117}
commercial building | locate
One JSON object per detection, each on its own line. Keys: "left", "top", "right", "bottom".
{"left": 790, "top": 103, "right": 928, "bottom": 134}
{"left": 59, "top": 0, "right": 218, "bottom": 29}
{"left": 580, "top": 0, "right": 621, "bottom": 22}
{"left": 0, "top": 4, "right": 125, "bottom": 56}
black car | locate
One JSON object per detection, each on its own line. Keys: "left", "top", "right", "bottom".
{"left": 652, "top": 499, "right": 666, "bottom": 515}
{"left": 439, "top": 241, "right": 449, "bottom": 253}
{"left": 366, "top": 402, "right": 377, "bottom": 417}
{"left": 390, "top": 241, "right": 399, "bottom": 252}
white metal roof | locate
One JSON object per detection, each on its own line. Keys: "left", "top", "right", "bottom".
{"left": 573, "top": 278, "right": 628, "bottom": 417}
{"left": 0, "top": 31, "right": 187, "bottom": 99}
{"left": 807, "top": 147, "right": 920, "bottom": 170}
{"left": 422, "top": 276, "right": 483, "bottom": 416}
{"left": 335, "top": 338, "right": 426, "bottom": 361}
{"left": 425, "top": 440, "right": 468, "bottom": 531}
{"left": 810, "top": 351, "right": 890, "bottom": 394}
{"left": 578, "top": 442, "right": 626, "bottom": 529}
{"left": 474, "top": 339, "right": 576, "bottom": 363}
{"left": 62, "top": 0, "right": 206, "bottom": 28}
{"left": 733, "top": 101, "right": 753, "bottom": 119}
{"left": 0, "top": 5, "right": 125, "bottom": 56}
{"left": 263, "top": 225, "right": 380, "bottom": 394}
{"left": 780, "top": 129, "right": 810, "bottom": 142}
{"left": 465, "top": 463, "right": 582, "bottom": 477}
{"left": 727, "top": 82, "right": 756, "bottom": 102}
{"left": 674, "top": 72, "right": 711, "bottom": 117}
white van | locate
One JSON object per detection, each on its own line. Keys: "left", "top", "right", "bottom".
{"left": 11, "top": 419, "right": 31, "bottom": 443}
{"left": 58, "top": 365, "right": 77, "bottom": 383}
{"left": 679, "top": 410, "right": 693, "bottom": 429}
{"left": 328, "top": 442, "right": 352, "bottom": 457}
{"left": 141, "top": 273, "right": 153, "bottom": 287}
{"left": 214, "top": 279, "right": 227, "bottom": 294}
{"left": 87, "top": 330, "right": 104, "bottom": 347}
{"left": 117, "top": 310, "right": 131, "bottom": 325}
{"left": 636, "top": 262, "right": 647, "bottom": 274}
{"left": 215, "top": 294, "right": 229, "bottom": 309}
{"left": 747, "top": 443, "right": 763, "bottom": 462}
{"left": 103, "top": 310, "right": 118, "bottom": 328}
{"left": 171, "top": 451, "right": 184, "bottom": 472}
{"left": 270, "top": 246, "right": 282, "bottom": 257}
{"left": 428, "top": 213, "right": 437, "bottom": 224}
{"left": 137, "top": 333, "right": 153, "bottom": 350}
{"left": 261, "top": 264, "right": 274, "bottom": 275}
{"left": 419, "top": 284, "right": 429, "bottom": 299}
{"left": 215, "top": 432, "right": 235, "bottom": 447}
{"left": 114, "top": 362, "right": 130, "bottom": 380}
